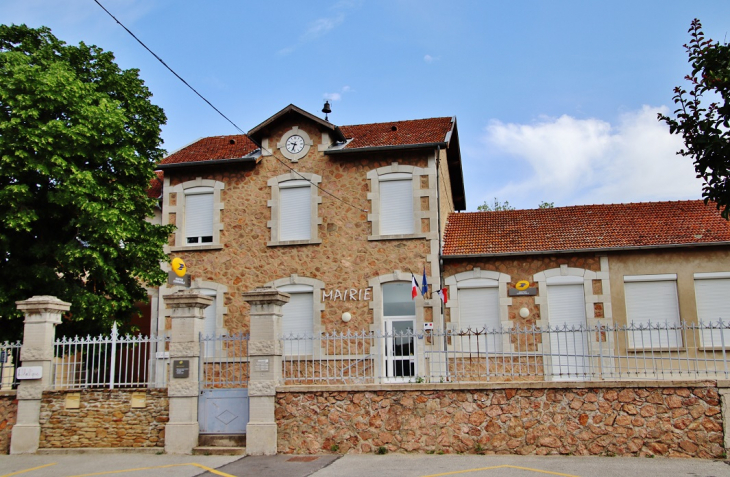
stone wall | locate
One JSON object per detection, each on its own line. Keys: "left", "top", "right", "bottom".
{"left": 161, "top": 115, "right": 441, "bottom": 336}
{"left": 39, "top": 389, "right": 168, "bottom": 449}
{"left": 276, "top": 382, "right": 724, "bottom": 458}
{"left": 0, "top": 392, "right": 17, "bottom": 454}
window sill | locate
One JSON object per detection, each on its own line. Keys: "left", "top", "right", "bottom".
{"left": 169, "top": 244, "right": 224, "bottom": 252}
{"left": 368, "top": 233, "right": 426, "bottom": 241}
{"left": 267, "top": 239, "right": 322, "bottom": 247}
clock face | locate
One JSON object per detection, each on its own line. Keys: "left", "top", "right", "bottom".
{"left": 285, "top": 135, "right": 305, "bottom": 154}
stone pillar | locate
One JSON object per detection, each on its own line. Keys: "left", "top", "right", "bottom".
{"left": 242, "top": 287, "right": 290, "bottom": 456}
{"left": 11, "top": 296, "right": 70, "bottom": 454}
{"left": 164, "top": 290, "right": 212, "bottom": 454}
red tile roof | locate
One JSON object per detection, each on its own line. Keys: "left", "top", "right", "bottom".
{"left": 339, "top": 117, "right": 454, "bottom": 150}
{"left": 147, "top": 170, "right": 163, "bottom": 199}
{"left": 442, "top": 200, "right": 730, "bottom": 256}
{"left": 160, "top": 135, "right": 259, "bottom": 166}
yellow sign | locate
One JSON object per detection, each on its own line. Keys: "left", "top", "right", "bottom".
{"left": 171, "top": 257, "right": 187, "bottom": 277}
{"left": 515, "top": 280, "right": 530, "bottom": 290}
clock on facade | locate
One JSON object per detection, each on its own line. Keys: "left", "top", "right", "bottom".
{"left": 285, "top": 134, "right": 305, "bottom": 154}
{"left": 278, "top": 127, "right": 312, "bottom": 162}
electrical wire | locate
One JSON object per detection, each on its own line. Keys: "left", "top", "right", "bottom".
{"left": 93, "top": 0, "right": 369, "bottom": 213}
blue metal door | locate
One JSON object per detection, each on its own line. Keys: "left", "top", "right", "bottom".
{"left": 198, "top": 388, "right": 249, "bottom": 434}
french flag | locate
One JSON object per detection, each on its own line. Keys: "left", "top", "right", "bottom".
{"left": 411, "top": 274, "right": 419, "bottom": 299}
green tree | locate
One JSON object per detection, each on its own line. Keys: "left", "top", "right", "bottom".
{"left": 477, "top": 198, "right": 555, "bottom": 211}
{"left": 658, "top": 19, "right": 730, "bottom": 219}
{"left": 0, "top": 25, "right": 174, "bottom": 340}
{"left": 477, "top": 197, "right": 515, "bottom": 211}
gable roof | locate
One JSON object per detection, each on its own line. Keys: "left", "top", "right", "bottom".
{"left": 336, "top": 117, "right": 455, "bottom": 150}
{"left": 247, "top": 104, "right": 346, "bottom": 143}
{"left": 158, "top": 134, "right": 259, "bottom": 169}
{"left": 442, "top": 200, "right": 730, "bottom": 257}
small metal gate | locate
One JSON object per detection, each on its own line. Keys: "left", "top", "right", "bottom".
{"left": 198, "top": 332, "right": 250, "bottom": 434}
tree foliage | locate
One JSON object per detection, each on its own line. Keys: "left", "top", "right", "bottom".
{"left": 658, "top": 19, "right": 730, "bottom": 219}
{"left": 0, "top": 25, "right": 174, "bottom": 340}
{"left": 477, "top": 197, "right": 515, "bottom": 211}
{"left": 477, "top": 198, "right": 555, "bottom": 211}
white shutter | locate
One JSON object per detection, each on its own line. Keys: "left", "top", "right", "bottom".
{"left": 279, "top": 287, "right": 314, "bottom": 355}
{"left": 380, "top": 178, "right": 413, "bottom": 235}
{"left": 185, "top": 191, "right": 214, "bottom": 243}
{"left": 458, "top": 286, "right": 501, "bottom": 352}
{"left": 547, "top": 283, "right": 588, "bottom": 379}
{"left": 625, "top": 279, "right": 682, "bottom": 349}
{"left": 694, "top": 277, "right": 730, "bottom": 348}
{"left": 280, "top": 182, "right": 311, "bottom": 241}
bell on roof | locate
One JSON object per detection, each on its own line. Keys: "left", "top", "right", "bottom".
{"left": 322, "top": 100, "right": 332, "bottom": 121}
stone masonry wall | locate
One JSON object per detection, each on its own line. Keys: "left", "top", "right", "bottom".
{"left": 39, "top": 389, "right": 168, "bottom": 448}
{"left": 0, "top": 393, "right": 17, "bottom": 454}
{"left": 164, "top": 116, "right": 437, "bottom": 336}
{"left": 443, "top": 254, "right": 602, "bottom": 329}
{"left": 276, "top": 383, "right": 724, "bottom": 458}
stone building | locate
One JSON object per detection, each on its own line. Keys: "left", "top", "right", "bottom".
{"left": 441, "top": 200, "right": 730, "bottom": 379}
{"left": 150, "top": 103, "right": 730, "bottom": 383}
{"left": 152, "top": 103, "right": 465, "bottom": 382}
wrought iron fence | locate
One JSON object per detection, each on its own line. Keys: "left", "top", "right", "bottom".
{"left": 52, "top": 323, "right": 169, "bottom": 389}
{"left": 199, "top": 332, "right": 249, "bottom": 388}
{"left": 281, "top": 320, "right": 730, "bottom": 384}
{"left": 0, "top": 340, "right": 22, "bottom": 390}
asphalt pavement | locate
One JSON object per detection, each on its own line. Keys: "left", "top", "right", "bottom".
{"left": 2, "top": 452, "right": 730, "bottom": 477}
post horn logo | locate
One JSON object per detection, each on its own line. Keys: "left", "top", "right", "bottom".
{"left": 515, "top": 280, "right": 530, "bottom": 291}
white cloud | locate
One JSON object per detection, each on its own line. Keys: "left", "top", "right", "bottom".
{"left": 323, "top": 85, "right": 353, "bottom": 102}
{"left": 301, "top": 13, "right": 345, "bottom": 41}
{"left": 424, "top": 54, "right": 439, "bottom": 63}
{"left": 479, "top": 106, "right": 703, "bottom": 207}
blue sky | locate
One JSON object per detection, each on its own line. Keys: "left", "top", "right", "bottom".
{"left": 3, "top": 0, "right": 730, "bottom": 210}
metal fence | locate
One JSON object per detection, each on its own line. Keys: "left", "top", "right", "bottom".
{"left": 199, "top": 332, "right": 249, "bottom": 388}
{"left": 0, "top": 340, "right": 22, "bottom": 390}
{"left": 52, "top": 323, "right": 170, "bottom": 389}
{"left": 281, "top": 320, "right": 730, "bottom": 384}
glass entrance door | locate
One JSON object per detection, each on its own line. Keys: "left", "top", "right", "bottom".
{"left": 385, "top": 318, "right": 416, "bottom": 381}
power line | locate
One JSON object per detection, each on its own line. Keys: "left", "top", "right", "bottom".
{"left": 93, "top": 0, "right": 367, "bottom": 213}
{"left": 92, "top": 0, "right": 244, "bottom": 135}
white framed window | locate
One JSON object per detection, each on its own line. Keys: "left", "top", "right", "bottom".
{"left": 278, "top": 284, "right": 314, "bottom": 356}
{"left": 546, "top": 276, "right": 588, "bottom": 379}
{"left": 367, "top": 165, "right": 429, "bottom": 241}
{"left": 380, "top": 173, "right": 414, "bottom": 236}
{"left": 694, "top": 272, "right": 730, "bottom": 349}
{"left": 163, "top": 177, "right": 224, "bottom": 251}
{"left": 279, "top": 180, "right": 311, "bottom": 241}
{"left": 267, "top": 173, "right": 322, "bottom": 246}
{"left": 624, "top": 274, "right": 682, "bottom": 349}
{"left": 456, "top": 278, "right": 502, "bottom": 353}
{"left": 184, "top": 187, "right": 214, "bottom": 244}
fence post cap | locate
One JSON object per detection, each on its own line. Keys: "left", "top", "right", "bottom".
{"left": 16, "top": 295, "right": 71, "bottom": 315}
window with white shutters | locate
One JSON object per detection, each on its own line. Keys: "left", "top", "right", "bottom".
{"left": 278, "top": 285, "right": 314, "bottom": 355}
{"left": 380, "top": 173, "right": 414, "bottom": 236}
{"left": 456, "top": 279, "right": 502, "bottom": 353}
{"left": 279, "top": 181, "right": 311, "bottom": 241}
{"left": 185, "top": 187, "right": 214, "bottom": 244}
{"left": 694, "top": 272, "right": 730, "bottom": 348}
{"left": 624, "top": 274, "right": 682, "bottom": 349}
{"left": 546, "top": 277, "right": 588, "bottom": 379}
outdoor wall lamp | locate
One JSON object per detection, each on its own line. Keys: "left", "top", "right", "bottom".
{"left": 519, "top": 307, "right": 530, "bottom": 318}
{"left": 342, "top": 312, "right": 352, "bottom": 323}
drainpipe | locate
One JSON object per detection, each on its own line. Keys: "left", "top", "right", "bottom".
{"left": 435, "top": 146, "right": 450, "bottom": 370}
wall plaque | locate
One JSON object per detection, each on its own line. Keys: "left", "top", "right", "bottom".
{"left": 173, "top": 360, "right": 190, "bottom": 378}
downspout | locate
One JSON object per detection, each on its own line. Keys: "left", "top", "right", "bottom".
{"left": 435, "top": 146, "right": 449, "bottom": 375}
